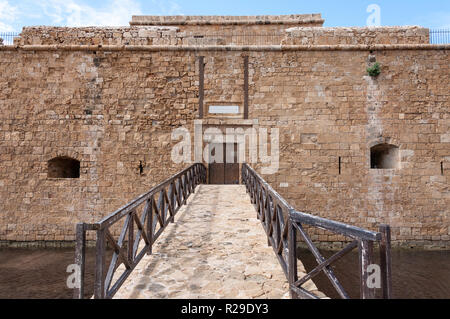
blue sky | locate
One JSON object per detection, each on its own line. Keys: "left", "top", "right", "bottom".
{"left": 0, "top": 0, "right": 449, "bottom": 32}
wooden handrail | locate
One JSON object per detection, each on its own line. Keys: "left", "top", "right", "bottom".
{"left": 242, "top": 163, "right": 392, "bottom": 299}
{"left": 289, "top": 210, "right": 381, "bottom": 241}
{"left": 74, "top": 163, "right": 207, "bottom": 299}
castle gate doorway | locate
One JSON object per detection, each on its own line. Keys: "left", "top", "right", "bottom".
{"left": 208, "top": 143, "right": 239, "bottom": 184}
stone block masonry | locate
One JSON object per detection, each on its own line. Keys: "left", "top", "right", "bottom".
{"left": 284, "top": 26, "right": 430, "bottom": 45}
{"left": 0, "top": 15, "right": 448, "bottom": 248}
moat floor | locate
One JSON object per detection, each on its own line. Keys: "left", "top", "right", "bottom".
{"left": 114, "top": 185, "right": 326, "bottom": 299}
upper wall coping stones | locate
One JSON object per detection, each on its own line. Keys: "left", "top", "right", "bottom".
{"left": 285, "top": 26, "right": 429, "bottom": 33}
{"left": 130, "top": 14, "right": 325, "bottom": 26}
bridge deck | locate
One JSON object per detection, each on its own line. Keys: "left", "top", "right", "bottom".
{"left": 114, "top": 185, "right": 326, "bottom": 299}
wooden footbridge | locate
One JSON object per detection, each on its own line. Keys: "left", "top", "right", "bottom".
{"left": 73, "top": 163, "right": 392, "bottom": 299}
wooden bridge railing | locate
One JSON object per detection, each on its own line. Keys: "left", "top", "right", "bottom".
{"left": 242, "top": 163, "right": 392, "bottom": 299}
{"left": 74, "top": 163, "right": 207, "bottom": 299}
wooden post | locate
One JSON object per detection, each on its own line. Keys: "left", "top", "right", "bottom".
{"left": 189, "top": 170, "right": 193, "bottom": 193}
{"left": 198, "top": 56, "right": 204, "bottom": 119}
{"left": 94, "top": 228, "right": 106, "bottom": 299}
{"left": 243, "top": 55, "right": 249, "bottom": 119}
{"left": 166, "top": 183, "right": 175, "bottom": 223}
{"left": 379, "top": 224, "right": 392, "bottom": 299}
{"left": 147, "top": 197, "right": 153, "bottom": 255}
{"left": 193, "top": 167, "right": 197, "bottom": 191}
{"left": 203, "top": 164, "right": 207, "bottom": 183}
{"left": 181, "top": 175, "right": 186, "bottom": 205}
{"left": 128, "top": 211, "right": 134, "bottom": 262}
{"left": 170, "top": 183, "right": 176, "bottom": 222}
{"left": 74, "top": 223, "right": 86, "bottom": 299}
{"left": 288, "top": 220, "right": 298, "bottom": 299}
{"left": 358, "top": 239, "right": 375, "bottom": 299}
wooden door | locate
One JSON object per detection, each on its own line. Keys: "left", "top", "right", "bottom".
{"left": 208, "top": 143, "right": 224, "bottom": 184}
{"left": 208, "top": 143, "right": 239, "bottom": 184}
{"left": 224, "top": 143, "right": 239, "bottom": 184}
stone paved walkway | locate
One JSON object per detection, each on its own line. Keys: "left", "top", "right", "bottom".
{"left": 114, "top": 185, "right": 326, "bottom": 299}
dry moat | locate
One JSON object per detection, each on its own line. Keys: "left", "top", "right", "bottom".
{"left": 0, "top": 247, "right": 449, "bottom": 299}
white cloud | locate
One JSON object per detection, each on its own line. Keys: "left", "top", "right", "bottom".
{"left": 1, "top": 0, "right": 186, "bottom": 30}
{"left": 151, "top": 0, "right": 184, "bottom": 15}
{"left": 0, "top": 0, "right": 18, "bottom": 31}
{"left": 39, "top": 0, "right": 143, "bottom": 27}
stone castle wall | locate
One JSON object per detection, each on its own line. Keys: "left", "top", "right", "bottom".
{"left": 0, "top": 18, "right": 449, "bottom": 248}
{"left": 16, "top": 25, "right": 429, "bottom": 46}
{"left": 249, "top": 50, "right": 449, "bottom": 248}
{"left": 284, "top": 26, "right": 430, "bottom": 45}
{"left": 0, "top": 49, "right": 196, "bottom": 241}
{"left": 16, "top": 14, "right": 325, "bottom": 46}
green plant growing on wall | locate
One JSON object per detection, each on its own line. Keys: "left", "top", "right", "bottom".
{"left": 367, "top": 62, "right": 381, "bottom": 77}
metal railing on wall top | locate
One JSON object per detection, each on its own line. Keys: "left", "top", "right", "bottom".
{"left": 0, "top": 32, "right": 19, "bottom": 45}
{"left": 430, "top": 28, "right": 450, "bottom": 44}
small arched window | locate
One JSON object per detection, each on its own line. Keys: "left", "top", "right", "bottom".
{"left": 48, "top": 157, "right": 80, "bottom": 178}
{"left": 370, "top": 144, "right": 399, "bottom": 169}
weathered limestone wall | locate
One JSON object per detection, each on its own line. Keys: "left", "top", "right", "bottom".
{"left": 248, "top": 50, "right": 449, "bottom": 248}
{"left": 16, "top": 26, "right": 181, "bottom": 46}
{"left": 284, "top": 26, "right": 430, "bottom": 45}
{"left": 0, "top": 21, "right": 448, "bottom": 248}
{"left": 16, "top": 14, "right": 325, "bottom": 46}
{"left": 16, "top": 25, "right": 429, "bottom": 47}
{"left": 0, "top": 49, "right": 197, "bottom": 241}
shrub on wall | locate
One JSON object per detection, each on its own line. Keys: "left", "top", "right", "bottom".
{"left": 367, "top": 62, "right": 381, "bottom": 77}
